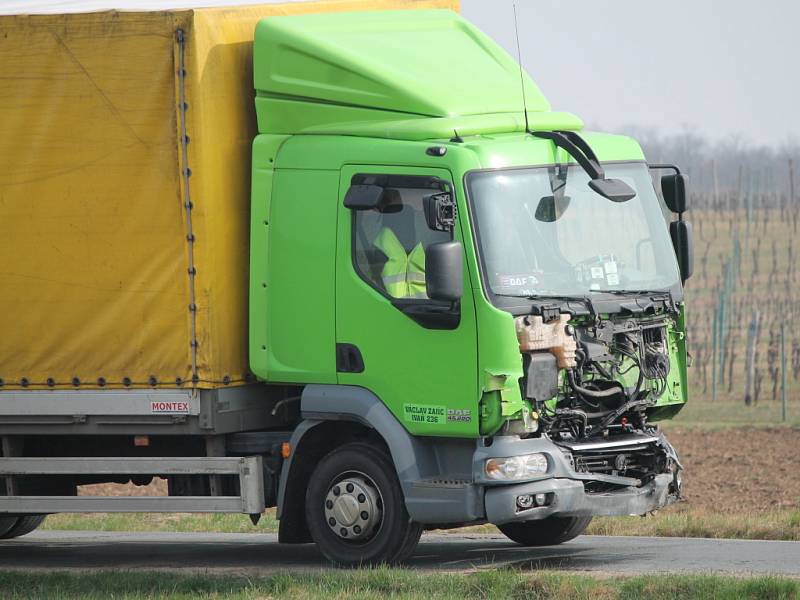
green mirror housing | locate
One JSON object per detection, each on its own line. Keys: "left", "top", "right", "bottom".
{"left": 426, "top": 241, "right": 463, "bottom": 302}
{"left": 662, "top": 173, "right": 689, "bottom": 213}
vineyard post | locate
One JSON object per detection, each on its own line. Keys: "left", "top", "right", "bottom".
{"left": 790, "top": 158, "right": 797, "bottom": 233}
{"left": 712, "top": 307, "right": 718, "bottom": 402}
{"left": 781, "top": 321, "right": 787, "bottom": 422}
{"left": 744, "top": 309, "right": 760, "bottom": 406}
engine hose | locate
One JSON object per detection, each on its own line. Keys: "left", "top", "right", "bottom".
{"left": 587, "top": 397, "right": 652, "bottom": 437}
{"left": 567, "top": 370, "right": 624, "bottom": 398}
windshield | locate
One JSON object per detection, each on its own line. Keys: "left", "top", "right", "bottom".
{"left": 467, "top": 162, "right": 680, "bottom": 299}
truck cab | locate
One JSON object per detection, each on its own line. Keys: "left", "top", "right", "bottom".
{"left": 249, "top": 10, "right": 691, "bottom": 564}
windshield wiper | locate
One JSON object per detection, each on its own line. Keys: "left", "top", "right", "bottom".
{"left": 493, "top": 292, "right": 586, "bottom": 302}
{"left": 588, "top": 289, "right": 671, "bottom": 297}
{"left": 492, "top": 292, "right": 597, "bottom": 316}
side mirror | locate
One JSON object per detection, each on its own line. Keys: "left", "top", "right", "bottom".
{"left": 662, "top": 173, "right": 688, "bottom": 213}
{"left": 589, "top": 178, "right": 636, "bottom": 202}
{"left": 423, "top": 192, "right": 456, "bottom": 232}
{"left": 344, "top": 184, "right": 384, "bottom": 210}
{"left": 670, "top": 220, "right": 694, "bottom": 283}
{"left": 426, "top": 241, "right": 463, "bottom": 302}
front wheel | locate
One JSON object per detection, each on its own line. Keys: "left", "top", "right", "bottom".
{"left": 305, "top": 443, "right": 422, "bottom": 566}
{"left": 498, "top": 516, "right": 592, "bottom": 546}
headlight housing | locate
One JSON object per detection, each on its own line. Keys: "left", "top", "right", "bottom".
{"left": 484, "top": 453, "right": 549, "bottom": 481}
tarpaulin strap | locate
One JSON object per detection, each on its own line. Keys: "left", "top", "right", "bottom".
{"left": 176, "top": 28, "right": 198, "bottom": 386}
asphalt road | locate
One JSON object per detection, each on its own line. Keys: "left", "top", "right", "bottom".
{"left": 1, "top": 531, "right": 799, "bottom": 576}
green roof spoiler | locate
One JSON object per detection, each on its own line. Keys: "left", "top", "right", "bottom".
{"left": 253, "top": 9, "right": 582, "bottom": 140}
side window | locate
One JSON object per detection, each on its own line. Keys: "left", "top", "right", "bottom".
{"left": 353, "top": 184, "right": 451, "bottom": 300}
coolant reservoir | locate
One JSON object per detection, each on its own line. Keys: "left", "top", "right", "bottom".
{"left": 515, "top": 314, "right": 577, "bottom": 368}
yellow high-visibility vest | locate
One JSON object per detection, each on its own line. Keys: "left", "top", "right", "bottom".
{"left": 373, "top": 227, "right": 426, "bottom": 299}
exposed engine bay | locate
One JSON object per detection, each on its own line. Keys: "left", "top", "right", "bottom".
{"left": 515, "top": 309, "right": 684, "bottom": 495}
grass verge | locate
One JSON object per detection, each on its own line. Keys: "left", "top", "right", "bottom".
{"left": 588, "top": 505, "right": 800, "bottom": 541}
{"left": 42, "top": 506, "right": 800, "bottom": 541}
{"left": 0, "top": 569, "right": 798, "bottom": 600}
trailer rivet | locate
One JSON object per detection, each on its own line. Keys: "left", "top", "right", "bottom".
{"left": 20, "top": 377, "right": 29, "bottom": 387}
{"left": 123, "top": 377, "right": 132, "bottom": 387}
{"left": 148, "top": 376, "right": 157, "bottom": 387}
{"left": 46, "top": 378, "right": 55, "bottom": 387}
{"left": 0, "top": 379, "right": 4, "bottom": 387}
{"left": 175, "top": 377, "right": 183, "bottom": 386}
{"left": 71, "top": 377, "right": 80, "bottom": 387}
{"left": 222, "top": 375, "right": 230, "bottom": 385}
{"left": 97, "top": 377, "right": 106, "bottom": 387}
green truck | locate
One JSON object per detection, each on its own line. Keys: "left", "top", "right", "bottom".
{"left": 0, "top": 5, "right": 691, "bottom": 565}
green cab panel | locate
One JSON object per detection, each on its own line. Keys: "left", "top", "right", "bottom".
{"left": 258, "top": 167, "right": 339, "bottom": 384}
{"left": 335, "top": 165, "right": 479, "bottom": 437}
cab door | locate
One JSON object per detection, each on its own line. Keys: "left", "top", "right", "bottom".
{"left": 335, "top": 165, "right": 478, "bottom": 437}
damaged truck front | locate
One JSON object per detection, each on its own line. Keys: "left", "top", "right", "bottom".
{"left": 465, "top": 150, "right": 690, "bottom": 542}
{"left": 0, "top": 5, "right": 693, "bottom": 567}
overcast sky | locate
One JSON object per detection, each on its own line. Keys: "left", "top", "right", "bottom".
{"left": 461, "top": 0, "right": 800, "bottom": 147}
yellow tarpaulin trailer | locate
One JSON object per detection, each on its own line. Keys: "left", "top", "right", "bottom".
{"left": 0, "top": 0, "right": 457, "bottom": 390}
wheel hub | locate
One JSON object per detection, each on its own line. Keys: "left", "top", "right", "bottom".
{"left": 324, "top": 474, "right": 382, "bottom": 541}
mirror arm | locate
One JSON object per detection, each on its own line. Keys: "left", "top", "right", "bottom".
{"left": 534, "top": 130, "right": 605, "bottom": 180}
{"left": 648, "top": 163, "right": 683, "bottom": 176}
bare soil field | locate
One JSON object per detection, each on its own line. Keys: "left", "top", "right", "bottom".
{"left": 667, "top": 427, "right": 800, "bottom": 513}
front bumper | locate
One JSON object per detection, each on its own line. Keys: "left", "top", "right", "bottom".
{"left": 485, "top": 473, "right": 674, "bottom": 524}
{"left": 474, "top": 434, "right": 679, "bottom": 525}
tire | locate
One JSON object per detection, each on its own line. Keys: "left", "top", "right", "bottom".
{"left": 305, "top": 443, "right": 423, "bottom": 567}
{"left": 0, "top": 517, "right": 17, "bottom": 538}
{"left": 498, "top": 516, "right": 592, "bottom": 546}
{"left": 0, "top": 515, "right": 47, "bottom": 539}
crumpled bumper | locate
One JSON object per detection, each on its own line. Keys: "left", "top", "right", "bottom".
{"left": 485, "top": 472, "right": 675, "bottom": 525}
{"left": 473, "top": 434, "right": 680, "bottom": 525}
